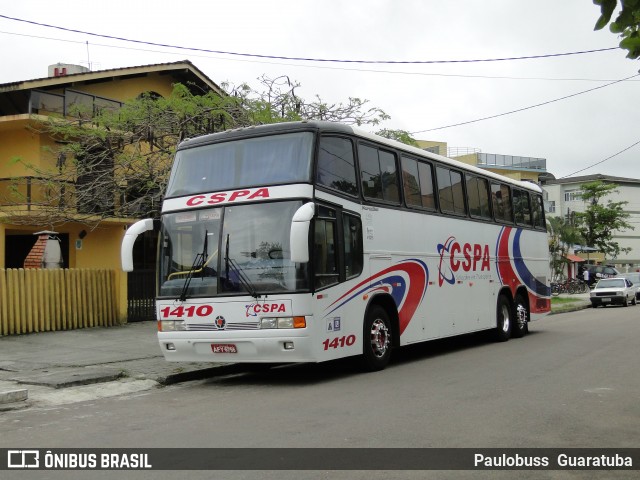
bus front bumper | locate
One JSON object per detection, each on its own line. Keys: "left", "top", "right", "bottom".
{"left": 157, "top": 331, "right": 316, "bottom": 364}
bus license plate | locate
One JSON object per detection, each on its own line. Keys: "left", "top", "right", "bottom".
{"left": 211, "top": 344, "right": 237, "bottom": 353}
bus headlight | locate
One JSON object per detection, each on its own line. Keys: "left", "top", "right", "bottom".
{"left": 260, "top": 316, "right": 306, "bottom": 329}
{"left": 260, "top": 318, "right": 278, "bottom": 329}
{"left": 159, "top": 320, "right": 187, "bottom": 332}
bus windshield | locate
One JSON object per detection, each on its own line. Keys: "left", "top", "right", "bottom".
{"left": 165, "top": 132, "right": 314, "bottom": 197}
{"left": 158, "top": 201, "right": 308, "bottom": 298}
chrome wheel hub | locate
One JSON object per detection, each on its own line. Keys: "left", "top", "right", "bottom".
{"left": 501, "top": 304, "right": 510, "bottom": 333}
{"left": 516, "top": 304, "right": 527, "bottom": 329}
{"left": 370, "top": 319, "right": 390, "bottom": 358}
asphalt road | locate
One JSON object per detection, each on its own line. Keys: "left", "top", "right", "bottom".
{"left": 1, "top": 306, "right": 639, "bottom": 479}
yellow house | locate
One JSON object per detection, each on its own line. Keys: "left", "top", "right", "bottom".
{"left": 0, "top": 61, "right": 223, "bottom": 326}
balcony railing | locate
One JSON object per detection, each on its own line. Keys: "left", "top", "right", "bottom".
{"left": 0, "top": 176, "right": 155, "bottom": 219}
{"left": 0, "top": 176, "right": 75, "bottom": 211}
{"left": 477, "top": 152, "right": 547, "bottom": 171}
{"left": 29, "top": 89, "right": 122, "bottom": 118}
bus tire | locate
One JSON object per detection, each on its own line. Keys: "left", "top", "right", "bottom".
{"left": 495, "top": 295, "right": 512, "bottom": 342}
{"left": 512, "top": 293, "right": 529, "bottom": 338}
{"left": 359, "top": 305, "right": 392, "bottom": 372}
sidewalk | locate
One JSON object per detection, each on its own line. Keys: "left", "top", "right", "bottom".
{"left": 0, "top": 321, "right": 239, "bottom": 411}
{"left": 0, "top": 295, "right": 592, "bottom": 410}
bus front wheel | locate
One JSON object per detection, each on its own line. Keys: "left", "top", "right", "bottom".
{"left": 495, "top": 295, "right": 512, "bottom": 342}
{"left": 360, "top": 305, "right": 392, "bottom": 372}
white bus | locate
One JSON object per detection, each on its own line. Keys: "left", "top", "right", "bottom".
{"left": 122, "top": 121, "right": 551, "bottom": 371}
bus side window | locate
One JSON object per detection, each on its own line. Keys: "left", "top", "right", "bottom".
{"left": 358, "top": 143, "right": 400, "bottom": 204}
{"left": 466, "top": 174, "right": 491, "bottom": 219}
{"left": 491, "top": 182, "right": 513, "bottom": 223}
{"left": 314, "top": 206, "right": 339, "bottom": 289}
{"left": 343, "top": 213, "right": 363, "bottom": 279}
{"left": 317, "top": 136, "right": 358, "bottom": 197}
{"left": 402, "top": 156, "right": 436, "bottom": 210}
{"left": 514, "top": 189, "right": 533, "bottom": 226}
{"left": 532, "top": 194, "right": 546, "bottom": 229}
{"left": 436, "top": 166, "right": 466, "bottom": 215}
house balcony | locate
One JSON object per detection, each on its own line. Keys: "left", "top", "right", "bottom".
{"left": 0, "top": 88, "right": 122, "bottom": 118}
{"left": 476, "top": 153, "right": 547, "bottom": 172}
{"left": 0, "top": 176, "right": 144, "bottom": 223}
{"left": 0, "top": 176, "right": 76, "bottom": 212}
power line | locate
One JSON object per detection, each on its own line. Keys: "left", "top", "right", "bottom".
{"left": 1, "top": 30, "right": 636, "bottom": 84}
{"left": 1, "top": 31, "right": 614, "bottom": 82}
{"left": 559, "top": 139, "right": 640, "bottom": 178}
{"left": 0, "top": 14, "right": 621, "bottom": 65}
{"left": 411, "top": 73, "right": 640, "bottom": 134}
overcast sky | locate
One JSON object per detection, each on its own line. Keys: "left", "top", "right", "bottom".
{"left": 1, "top": 0, "right": 638, "bottom": 179}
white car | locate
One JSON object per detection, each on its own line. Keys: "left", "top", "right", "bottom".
{"left": 621, "top": 272, "right": 640, "bottom": 301}
{"left": 590, "top": 277, "right": 637, "bottom": 308}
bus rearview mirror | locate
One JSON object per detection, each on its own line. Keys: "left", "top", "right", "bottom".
{"left": 121, "top": 218, "right": 154, "bottom": 272}
{"left": 290, "top": 202, "right": 315, "bottom": 263}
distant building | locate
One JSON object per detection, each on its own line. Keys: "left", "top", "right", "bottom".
{"left": 542, "top": 174, "right": 640, "bottom": 270}
{"left": 415, "top": 140, "right": 548, "bottom": 183}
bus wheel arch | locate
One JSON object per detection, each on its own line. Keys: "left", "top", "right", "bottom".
{"left": 359, "top": 295, "right": 398, "bottom": 371}
{"left": 495, "top": 290, "right": 513, "bottom": 342}
{"left": 512, "top": 287, "right": 530, "bottom": 338}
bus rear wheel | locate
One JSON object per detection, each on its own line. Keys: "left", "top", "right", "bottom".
{"left": 512, "top": 293, "right": 529, "bottom": 338}
{"left": 360, "top": 305, "right": 392, "bottom": 372}
{"left": 494, "top": 295, "right": 512, "bottom": 342}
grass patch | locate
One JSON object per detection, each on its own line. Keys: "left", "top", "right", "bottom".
{"left": 551, "top": 296, "right": 582, "bottom": 305}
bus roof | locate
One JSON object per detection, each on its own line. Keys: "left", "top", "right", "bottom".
{"left": 177, "top": 121, "right": 542, "bottom": 193}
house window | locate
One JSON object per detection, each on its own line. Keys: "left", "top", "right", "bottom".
{"left": 564, "top": 190, "right": 582, "bottom": 202}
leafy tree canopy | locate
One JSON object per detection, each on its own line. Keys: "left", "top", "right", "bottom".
{"left": 575, "top": 180, "right": 634, "bottom": 259}
{"left": 375, "top": 129, "right": 419, "bottom": 147}
{"left": 594, "top": 0, "right": 640, "bottom": 59}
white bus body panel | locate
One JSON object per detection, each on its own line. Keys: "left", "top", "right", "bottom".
{"left": 155, "top": 188, "right": 550, "bottom": 365}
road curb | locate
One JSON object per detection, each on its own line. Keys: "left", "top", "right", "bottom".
{"left": 550, "top": 302, "right": 591, "bottom": 315}
{"left": 0, "top": 388, "right": 28, "bottom": 405}
{"left": 11, "top": 368, "right": 124, "bottom": 389}
{"left": 158, "top": 364, "right": 246, "bottom": 385}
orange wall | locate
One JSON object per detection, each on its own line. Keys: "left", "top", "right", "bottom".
{"left": 64, "top": 74, "right": 177, "bottom": 102}
{"left": 0, "top": 122, "right": 47, "bottom": 175}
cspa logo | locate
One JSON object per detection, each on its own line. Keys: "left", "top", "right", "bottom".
{"left": 245, "top": 303, "right": 287, "bottom": 317}
{"left": 437, "top": 236, "right": 491, "bottom": 287}
{"left": 186, "top": 188, "right": 270, "bottom": 207}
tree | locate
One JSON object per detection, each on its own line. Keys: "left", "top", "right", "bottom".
{"left": 10, "top": 76, "right": 390, "bottom": 228}
{"left": 593, "top": 0, "right": 640, "bottom": 60}
{"left": 227, "top": 75, "right": 389, "bottom": 126}
{"left": 548, "top": 216, "right": 585, "bottom": 281}
{"left": 575, "top": 180, "right": 633, "bottom": 259}
{"left": 375, "top": 129, "right": 419, "bottom": 147}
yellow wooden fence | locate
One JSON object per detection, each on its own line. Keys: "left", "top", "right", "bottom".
{"left": 0, "top": 268, "right": 119, "bottom": 336}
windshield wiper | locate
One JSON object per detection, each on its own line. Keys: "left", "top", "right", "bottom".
{"left": 225, "top": 234, "right": 260, "bottom": 299}
{"left": 178, "top": 230, "right": 208, "bottom": 302}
